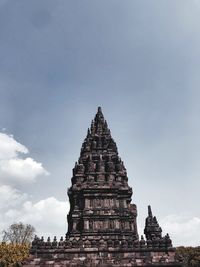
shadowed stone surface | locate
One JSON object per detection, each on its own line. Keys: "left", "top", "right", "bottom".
{"left": 24, "top": 107, "right": 183, "bottom": 266}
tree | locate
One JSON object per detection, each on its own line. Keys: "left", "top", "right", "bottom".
{"left": 2, "top": 222, "right": 35, "bottom": 245}
{"left": 0, "top": 243, "right": 30, "bottom": 267}
{"left": 176, "top": 246, "right": 200, "bottom": 267}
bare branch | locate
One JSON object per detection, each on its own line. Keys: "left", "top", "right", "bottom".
{"left": 2, "top": 222, "right": 35, "bottom": 245}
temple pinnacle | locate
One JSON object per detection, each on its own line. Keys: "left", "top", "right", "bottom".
{"left": 148, "top": 205, "right": 153, "bottom": 218}
{"left": 98, "top": 106, "right": 102, "bottom": 112}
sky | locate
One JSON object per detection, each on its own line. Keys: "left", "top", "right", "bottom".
{"left": 0, "top": 0, "right": 200, "bottom": 246}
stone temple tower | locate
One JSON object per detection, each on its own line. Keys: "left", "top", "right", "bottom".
{"left": 66, "top": 106, "right": 138, "bottom": 244}
{"left": 28, "top": 107, "right": 182, "bottom": 267}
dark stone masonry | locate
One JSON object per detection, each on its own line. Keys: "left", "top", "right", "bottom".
{"left": 25, "top": 107, "right": 182, "bottom": 266}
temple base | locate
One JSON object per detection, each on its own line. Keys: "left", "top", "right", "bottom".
{"left": 24, "top": 247, "right": 182, "bottom": 267}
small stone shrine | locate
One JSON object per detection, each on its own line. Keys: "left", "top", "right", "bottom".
{"left": 26, "top": 107, "right": 182, "bottom": 266}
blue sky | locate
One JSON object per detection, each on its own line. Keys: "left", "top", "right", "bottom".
{"left": 0, "top": 0, "right": 200, "bottom": 246}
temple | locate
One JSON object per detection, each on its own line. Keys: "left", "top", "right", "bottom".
{"left": 26, "top": 107, "right": 182, "bottom": 267}
{"left": 67, "top": 106, "right": 138, "bottom": 244}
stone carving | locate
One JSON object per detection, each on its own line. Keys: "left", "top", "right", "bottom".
{"left": 76, "top": 161, "right": 85, "bottom": 174}
{"left": 59, "top": 236, "right": 64, "bottom": 247}
{"left": 106, "top": 155, "right": 115, "bottom": 172}
{"left": 92, "top": 140, "right": 97, "bottom": 149}
{"left": 97, "top": 155, "right": 105, "bottom": 172}
{"left": 144, "top": 205, "right": 162, "bottom": 240}
{"left": 87, "top": 155, "right": 96, "bottom": 172}
{"left": 52, "top": 236, "right": 57, "bottom": 247}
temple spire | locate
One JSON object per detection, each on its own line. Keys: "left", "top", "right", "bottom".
{"left": 144, "top": 206, "right": 162, "bottom": 241}
{"left": 95, "top": 106, "right": 104, "bottom": 120}
{"left": 80, "top": 107, "right": 118, "bottom": 156}
{"left": 148, "top": 205, "right": 153, "bottom": 218}
{"left": 93, "top": 106, "right": 106, "bottom": 134}
{"left": 97, "top": 106, "right": 102, "bottom": 113}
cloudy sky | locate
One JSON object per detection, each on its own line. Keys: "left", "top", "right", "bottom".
{"left": 0, "top": 0, "right": 200, "bottom": 246}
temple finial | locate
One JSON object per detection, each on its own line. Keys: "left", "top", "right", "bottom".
{"left": 95, "top": 107, "right": 104, "bottom": 120}
{"left": 97, "top": 106, "right": 102, "bottom": 113}
{"left": 94, "top": 106, "right": 105, "bottom": 132}
{"left": 148, "top": 205, "right": 153, "bottom": 218}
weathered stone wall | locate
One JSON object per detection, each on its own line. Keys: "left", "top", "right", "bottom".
{"left": 24, "top": 248, "right": 182, "bottom": 267}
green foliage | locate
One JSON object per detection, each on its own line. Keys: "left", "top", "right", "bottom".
{"left": 0, "top": 243, "right": 30, "bottom": 267}
{"left": 176, "top": 246, "right": 200, "bottom": 267}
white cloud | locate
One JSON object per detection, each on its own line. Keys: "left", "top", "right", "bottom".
{"left": 0, "top": 133, "right": 28, "bottom": 160}
{"left": 0, "top": 132, "right": 66, "bottom": 240}
{"left": 0, "top": 184, "right": 27, "bottom": 210}
{"left": 0, "top": 132, "right": 49, "bottom": 184}
{"left": 20, "top": 197, "right": 69, "bottom": 238}
{"left": 0, "top": 157, "right": 49, "bottom": 183}
{"left": 161, "top": 214, "right": 200, "bottom": 247}
{"left": 0, "top": 185, "right": 69, "bottom": 239}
